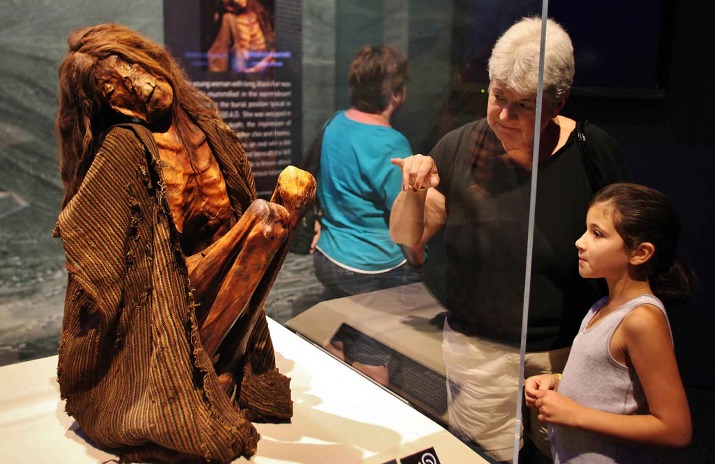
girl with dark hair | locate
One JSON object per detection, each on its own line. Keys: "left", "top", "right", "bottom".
{"left": 525, "top": 182, "right": 696, "bottom": 463}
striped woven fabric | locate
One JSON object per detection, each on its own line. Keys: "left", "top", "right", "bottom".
{"left": 54, "top": 122, "right": 292, "bottom": 463}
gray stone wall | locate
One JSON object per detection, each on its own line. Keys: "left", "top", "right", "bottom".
{"left": 0, "top": 0, "right": 455, "bottom": 363}
{"left": 0, "top": 0, "right": 163, "bottom": 363}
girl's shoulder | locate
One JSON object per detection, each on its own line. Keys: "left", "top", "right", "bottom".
{"left": 620, "top": 295, "right": 671, "bottom": 337}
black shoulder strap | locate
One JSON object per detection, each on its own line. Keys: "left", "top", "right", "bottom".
{"left": 576, "top": 120, "right": 604, "bottom": 193}
{"left": 115, "top": 122, "right": 159, "bottom": 157}
{"left": 301, "top": 111, "right": 339, "bottom": 176}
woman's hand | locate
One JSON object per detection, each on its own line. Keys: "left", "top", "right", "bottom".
{"left": 389, "top": 154, "right": 446, "bottom": 248}
{"left": 309, "top": 220, "right": 321, "bottom": 254}
{"left": 390, "top": 154, "right": 440, "bottom": 191}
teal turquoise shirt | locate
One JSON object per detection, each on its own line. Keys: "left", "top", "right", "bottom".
{"left": 316, "top": 110, "right": 411, "bottom": 272}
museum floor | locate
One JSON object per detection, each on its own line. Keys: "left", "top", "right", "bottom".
{"left": 0, "top": 252, "right": 712, "bottom": 463}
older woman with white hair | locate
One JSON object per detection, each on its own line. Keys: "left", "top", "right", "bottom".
{"left": 390, "top": 16, "right": 632, "bottom": 462}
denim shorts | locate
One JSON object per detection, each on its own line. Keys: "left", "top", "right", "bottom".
{"left": 313, "top": 250, "right": 423, "bottom": 366}
{"left": 313, "top": 250, "right": 423, "bottom": 297}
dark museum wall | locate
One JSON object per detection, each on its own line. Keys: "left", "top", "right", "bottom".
{"left": 0, "top": 0, "right": 712, "bottom": 395}
{"left": 563, "top": 1, "right": 715, "bottom": 390}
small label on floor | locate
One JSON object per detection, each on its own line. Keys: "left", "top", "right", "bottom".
{"left": 395, "top": 446, "right": 441, "bottom": 464}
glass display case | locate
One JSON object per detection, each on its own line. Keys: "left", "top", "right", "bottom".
{"left": 0, "top": 1, "right": 710, "bottom": 463}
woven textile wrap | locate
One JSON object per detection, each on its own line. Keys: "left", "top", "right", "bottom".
{"left": 53, "top": 120, "right": 292, "bottom": 463}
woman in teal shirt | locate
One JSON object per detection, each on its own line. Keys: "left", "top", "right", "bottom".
{"left": 313, "top": 44, "right": 421, "bottom": 297}
{"left": 312, "top": 44, "right": 422, "bottom": 385}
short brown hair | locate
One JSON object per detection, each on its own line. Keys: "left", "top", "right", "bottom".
{"left": 348, "top": 44, "right": 409, "bottom": 113}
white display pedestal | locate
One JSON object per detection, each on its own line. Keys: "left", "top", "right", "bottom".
{"left": 0, "top": 318, "right": 486, "bottom": 463}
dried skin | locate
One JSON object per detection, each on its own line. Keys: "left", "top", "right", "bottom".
{"left": 188, "top": 166, "right": 316, "bottom": 399}
{"left": 270, "top": 165, "right": 318, "bottom": 228}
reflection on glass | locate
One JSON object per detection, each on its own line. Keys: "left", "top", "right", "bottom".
{"left": 283, "top": 8, "right": 630, "bottom": 464}
{"left": 207, "top": 0, "right": 276, "bottom": 74}
{"left": 2, "top": 1, "right": 693, "bottom": 464}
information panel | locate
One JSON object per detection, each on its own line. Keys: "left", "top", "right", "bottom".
{"left": 163, "top": 0, "right": 302, "bottom": 198}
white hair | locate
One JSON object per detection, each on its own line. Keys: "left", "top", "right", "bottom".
{"left": 488, "top": 16, "right": 575, "bottom": 102}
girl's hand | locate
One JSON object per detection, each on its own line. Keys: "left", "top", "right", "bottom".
{"left": 524, "top": 373, "right": 560, "bottom": 409}
{"left": 533, "top": 389, "right": 582, "bottom": 426}
{"left": 391, "top": 154, "right": 440, "bottom": 191}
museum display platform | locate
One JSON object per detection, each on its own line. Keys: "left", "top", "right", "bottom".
{"left": 0, "top": 317, "right": 485, "bottom": 464}
{"left": 286, "top": 282, "right": 451, "bottom": 426}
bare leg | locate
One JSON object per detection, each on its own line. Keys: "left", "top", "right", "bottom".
{"left": 270, "top": 165, "right": 318, "bottom": 229}
{"left": 189, "top": 199, "right": 290, "bottom": 359}
{"left": 187, "top": 166, "right": 317, "bottom": 401}
{"left": 212, "top": 167, "right": 318, "bottom": 383}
